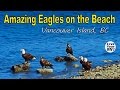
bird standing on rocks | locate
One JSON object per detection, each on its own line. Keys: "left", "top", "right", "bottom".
{"left": 40, "top": 57, "right": 53, "bottom": 69}
{"left": 79, "top": 56, "right": 91, "bottom": 71}
{"left": 66, "top": 43, "right": 73, "bottom": 55}
{"left": 20, "top": 49, "right": 36, "bottom": 63}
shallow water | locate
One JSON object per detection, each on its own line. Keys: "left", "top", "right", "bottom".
{"left": 0, "top": 11, "right": 120, "bottom": 79}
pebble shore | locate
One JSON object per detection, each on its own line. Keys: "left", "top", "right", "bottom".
{"left": 70, "top": 63, "right": 120, "bottom": 79}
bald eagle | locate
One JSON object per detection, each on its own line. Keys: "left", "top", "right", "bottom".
{"left": 20, "top": 49, "right": 36, "bottom": 63}
{"left": 40, "top": 57, "right": 53, "bottom": 69}
{"left": 66, "top": 43, "right": 73, "bottom": 55}
{"left": 79, "top": 56, "right": 91, "bottom": 71}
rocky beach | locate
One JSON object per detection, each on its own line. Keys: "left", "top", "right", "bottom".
{"left": 70, "top": 61, "right": 120, "bottom": 79}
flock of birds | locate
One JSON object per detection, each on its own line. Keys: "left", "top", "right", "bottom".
{"left": 11, "top": 43, "right": 92, "bottom": 72}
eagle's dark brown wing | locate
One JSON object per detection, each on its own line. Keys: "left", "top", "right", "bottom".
{"left": 66, "top": 47, "right": 73, "bottom": 55}
{"left": 83, "top": 62, "right": 91, "bottom": 70}
{"left": 43, "top": 60, "right": 52, "bottom": 66}
{"left": 22, "top": 53, "right": 34, "bottom": 61}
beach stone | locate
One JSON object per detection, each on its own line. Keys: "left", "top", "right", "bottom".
{"left": 95, "top": 73, "right": 102, "bottom": 77}
{"left": 117, "top": 64, "right": 120, "bottom": 67}
{"left": 103, "top": 65, "right": 108, "bottom": 68}
{"left": 55, "top": 56, "right": 65, "bottom": 62}
{"left": 95, "top": 76, "right": 102, "bottom": 79}
{"left": 116, "top": 69, "right": 120, "bottom": 73}
{"left": 37, "top": 68, "right": 53, "bottom": 74}
{"left": 67, "top": 54, "right": 78, "bottom": 61}
{"left": 78, "top": 71, "right": 84, "bottom": 76}
{"left": 94, "top": 66, "right": 102, "bottom": 72}
{"left": 112, "top": 64, "right": 116, "bottom": 67}
{"left": 103, "top": 60, "right": 112, "bottom": 63}
{"left": 11, "top": 62, "right": 30, "bottom": 73}
{"left": 96, "top": 66, "right": 102, "bottom": 69}
{"left": 73, "top": 64, "right": 79, "bottom": 68}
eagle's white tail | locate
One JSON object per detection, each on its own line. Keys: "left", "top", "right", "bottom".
{"left": 32, "top": 57, "right": 36, "bottom": 60}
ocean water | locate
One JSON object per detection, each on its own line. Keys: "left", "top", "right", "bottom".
{"left": 0, "top": 11, "right": 120, "bottom": 79}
